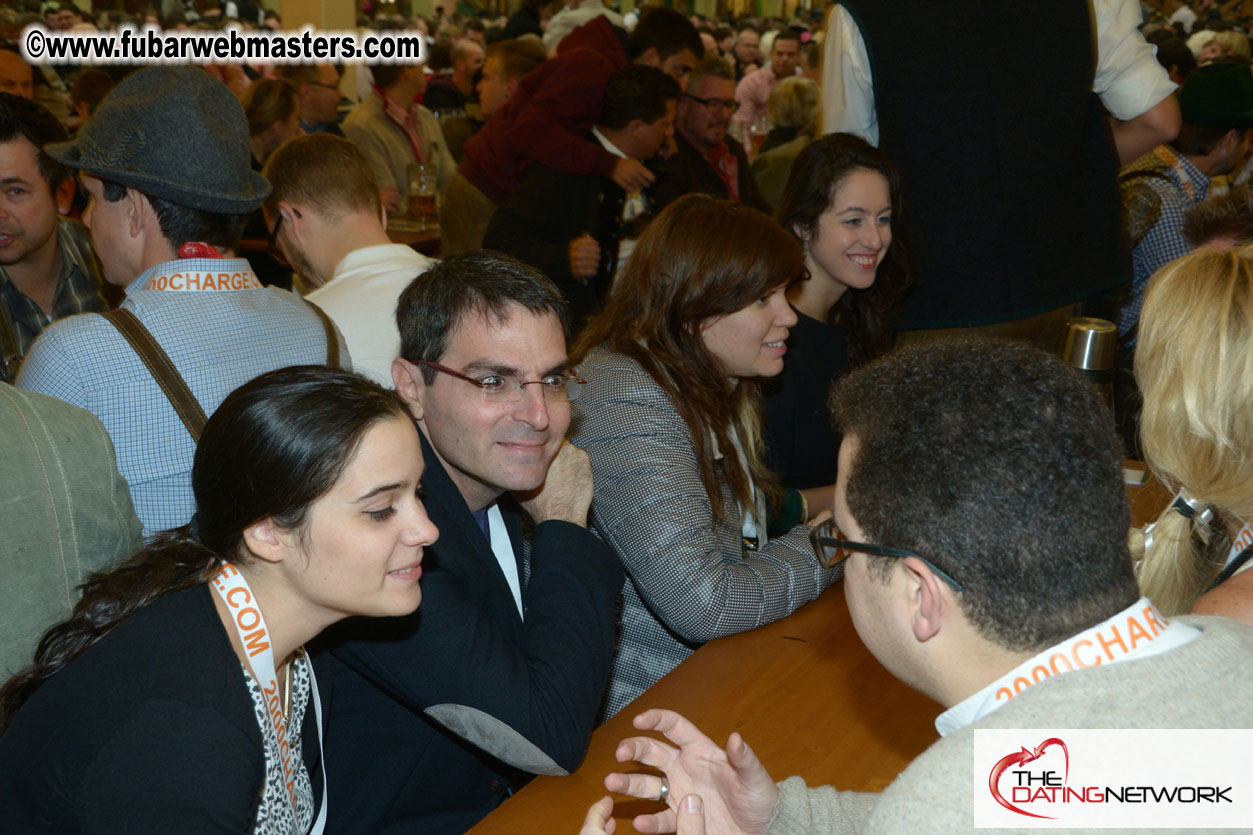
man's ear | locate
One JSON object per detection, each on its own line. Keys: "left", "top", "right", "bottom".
{"left": 277, "top": 201, "right": 302, "bottom": 233}
{"left": 392, "top": 357, "right": 426, "bottom": 421}
{"left": 904, "top": 556, "right": 947, "bottom": 643}
{"left": 242, "top": 517, "right": 293, "bottom": 565}
{"left": 53, "top": 176, "right": 75, "bottom": 216}
{"left": 127, "top": 187, "right": 150, "bottom": 238}
{"left": 624, "top": 117, "right": 646, "bottom": 144}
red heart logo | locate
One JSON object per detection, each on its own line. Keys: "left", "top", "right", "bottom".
{"left": 988, "top": 737, "right": 1070, "bottom": 819}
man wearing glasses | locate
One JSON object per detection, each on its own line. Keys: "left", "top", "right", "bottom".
{"left": 654, "top": 56, "right": 768, "bottom": 213}
{"left": 597, "top": 338, "right": 1253, "bottom": 831}
{"left": 315, "top": 251, "right": 623, "bottom": 834}
{"left": 275, "top": 63, "right": 345, "bottom": 137}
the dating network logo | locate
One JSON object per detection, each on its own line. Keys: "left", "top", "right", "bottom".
{"left": 988, "top": 737, "right": 1070, "bottom": 819}
{"left": 975, "top": 730, "right": 1244, "bottom": 828}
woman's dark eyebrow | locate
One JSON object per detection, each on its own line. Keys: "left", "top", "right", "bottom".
{"left": 355, "top": 481, "right": 406, "bottom": 503}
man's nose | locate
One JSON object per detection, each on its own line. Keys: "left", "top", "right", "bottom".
{"left": 512, "top": 383, "right": 551, "bottom": 431}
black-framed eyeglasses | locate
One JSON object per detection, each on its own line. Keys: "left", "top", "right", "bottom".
{"left": 809, "top": 519, "right": 963, "bottom": 591}
{"left": 684, "top": 93, "right": 740, "bottom": 114}
{"left": 267, "top": 208, "right": 301, "bottom": 270}
{"left": 417, "top": 360, "right": 587, "bottom": 402}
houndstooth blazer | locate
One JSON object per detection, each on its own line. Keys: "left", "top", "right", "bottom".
{"left": 572, "top": 350, "right": 843, "bottom": 721}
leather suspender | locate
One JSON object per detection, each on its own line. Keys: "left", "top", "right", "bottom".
{"left": 101, "top": 308, "right": 209, "bottom": 441}
{"left": 100, "top": 301, "right": 340, "bottom": 443}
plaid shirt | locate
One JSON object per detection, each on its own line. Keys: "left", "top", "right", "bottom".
{"left": 1118, "top": 146, "right": 1209, "bottom": 341}
{"left": 0, "top": 218, "right": 103, "bottom": 382}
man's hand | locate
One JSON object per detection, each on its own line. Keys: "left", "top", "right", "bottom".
{"left": 806, "top": 508, "right": 832, "bottom": 528}
{"left": 380, "top": 185, "right": 403, "bottom": 215}
{"left": 515, "top": 440, "right": 593, "bottom": 527}
{"left": 569, "top": 234, "right": 601, "bottom": 278}
{"left": 604, "top": 710, "right": 778, "bottom": 835}
{"left": 612, "top": 157, "right": 656, "bottom": 192}
{"left": 580, "top": 793, "right": 706, "bottom": 835}
{"left": 580, "top": 796, "right": 617, "bottom": 835}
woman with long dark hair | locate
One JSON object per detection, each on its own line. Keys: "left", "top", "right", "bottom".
{"left": 571, "top": 195, "right": 841, "bottom": 719}
{"left": 0, "top": 366, "right": 438, "bottom": 833}
{"left": 765, "top": 133, "right": 913, "bottom": 506}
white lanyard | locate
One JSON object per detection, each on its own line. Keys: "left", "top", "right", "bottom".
{"left": 935, "top": 598, "right": 1199, "bottom": 737}
{"left": 1226, "top": 520, "right": 1253, "bottom": 568}
{"left": 211, "top": 564, "right": 328, "bottom": 833}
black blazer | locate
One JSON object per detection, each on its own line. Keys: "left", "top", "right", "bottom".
{"left": 652, "top": 132, "right": 769, "bottom": 215}
{"left": 0, "top": 584, "right": 326, "bottom": 831}
{"left": 482, "top": 159, "right": 629, "bottom": 334}
{"left": 314, "top": 430, "right": 623, "bottom": 834}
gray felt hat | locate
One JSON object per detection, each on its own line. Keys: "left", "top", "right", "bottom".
{"left": 46, "top": 66, "right": 270, "bottom": 214}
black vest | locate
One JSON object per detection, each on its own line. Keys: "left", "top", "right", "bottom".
{"left": 840, "top": 0, "right": 1129, "bottom": 328}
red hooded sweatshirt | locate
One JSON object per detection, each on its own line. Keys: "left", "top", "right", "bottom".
{"left": 460, "top": 16, "right": 628, "bottom": 205}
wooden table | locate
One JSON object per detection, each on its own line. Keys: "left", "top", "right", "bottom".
{"left": 469, "top": 587, "right": 939, "bottom": 834}
{"left": 468, "top": 468, "right": 1172, "bottom": 834}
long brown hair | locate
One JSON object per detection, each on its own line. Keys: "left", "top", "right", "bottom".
{"left": 574, "top": 195, "right": 805, "bottom": 521}
{"left": 776, "top": 132, "right": 913, "bottom": 366}
{"left": 0, "top": 367, "right": 407, "bottom": 733}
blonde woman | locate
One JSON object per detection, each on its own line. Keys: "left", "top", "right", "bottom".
{"left": 751, "top": 76, "right": 820, "bottom": 210}
{"left": 1199, "top": 29, "right": 1251, "bottom": 63}
{"left": 1134, "top": 247, "right": 1253, "bottom": 624}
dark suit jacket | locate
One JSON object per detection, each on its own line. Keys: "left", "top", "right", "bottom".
{"left": 482, "top": 159, "right": 630, "bottom": 334}
{"left": 314, "top": 430, "right": 623, "bottom": 834}
{"left": 653, "top": 131, "right": 769, "bottom": 214}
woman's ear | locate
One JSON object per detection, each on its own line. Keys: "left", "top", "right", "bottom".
{"left": 792, "top": 222, "right": 810, "bottom": 242}
{"left": 242, "top": 517, "right": 294, "bottom": 565}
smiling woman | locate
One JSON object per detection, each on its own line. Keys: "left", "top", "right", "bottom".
{"left": 0, "top": 366, "right": 437, "bottom": 833}
{"left": 571, "top": 195, "right": 842, "bottom": 719}
{"left": 763, "top": 133, "right": 914, "bottom": 496}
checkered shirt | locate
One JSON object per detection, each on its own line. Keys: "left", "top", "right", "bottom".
{"left": 1118, "top": 146, "right": 1209, "bottom": 340}
{"left": 571, "top": 350, "right": 842, "bottom": 721}
{"left": 17, "top": 257, "right": 350, "bottom": 536}
{"left": 0, "top": 219, "right": 104, "bottom": 380}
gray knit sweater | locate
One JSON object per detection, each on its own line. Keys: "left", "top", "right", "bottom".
{"left": 766, "top": 615, "right": 1253, "bottom": 834}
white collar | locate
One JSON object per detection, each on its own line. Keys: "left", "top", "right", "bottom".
{"left": 592, "top": 126, "right": 629, "bottom": 160}
{"left": 484, "top": 503, "right": 523, "bottom": 618}
{"left": 935, "top": 598, "right": 1199, "bottom": 737}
